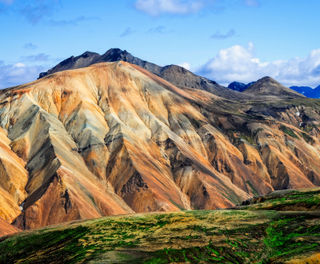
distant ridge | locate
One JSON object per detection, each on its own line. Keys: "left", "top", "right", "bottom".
{"left": 228, "top": 80, "right": 320, "bottom": 99}
{"left": 290, "top": 85, "right": 320, "bottom": 98}
{"left": 227, "top": 77, "right": 303, "bottom": 98}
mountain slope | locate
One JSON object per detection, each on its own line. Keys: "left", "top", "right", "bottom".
{"left": 1, "top": 188, "right": 319, "bottom": 264}
{"left": 0, "top": 218, "right": 19, "bottom": 237}
{"left": 0, "top": 62, "right": 249, "bottom": 230}
{"left": 1, "top": 61, "right": 320, "bottom": 231}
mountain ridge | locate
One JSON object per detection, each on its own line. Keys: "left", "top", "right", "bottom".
{"left": 290, "top": 85, "right": 320, "bottom": 98}
{"left": 228, "top": 80, "right": 320, "bottom": 99}
{"left": 39, "top": 48, "right": 253, "bottom": 100}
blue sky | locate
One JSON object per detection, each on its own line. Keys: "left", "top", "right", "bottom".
{"left": 0, "top": 0, "right": 320, "bottom": 88}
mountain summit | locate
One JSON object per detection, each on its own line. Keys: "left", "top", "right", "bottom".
{"left": 243, "top": 76, "right": 303, "bottom": 97}
{"left": 39, "top": 48, "right": 250, "bottom": 100}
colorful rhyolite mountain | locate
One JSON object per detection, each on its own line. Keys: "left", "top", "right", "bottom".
{"left": 0, "top": 49, "right": 320, "bottom": 235}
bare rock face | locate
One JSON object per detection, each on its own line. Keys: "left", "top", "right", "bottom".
{"left": 0, "top": 61, "right": 320, "bottom": 231}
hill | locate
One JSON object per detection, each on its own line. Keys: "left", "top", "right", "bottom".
{"left": 243, "top": 77, "right": 303, "bottom": 98}
{"left": 1, "top": 188, "right": 319, "bottom": 263}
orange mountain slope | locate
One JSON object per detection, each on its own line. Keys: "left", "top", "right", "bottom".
{"left": 0, "top": 61, "right": 319, "bottom": 231}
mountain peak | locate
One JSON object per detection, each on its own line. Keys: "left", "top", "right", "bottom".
{"left": 38, "top": 48, "right": 239, "bottom": 99}
{"left": 228, "top": 81, "right": 248, "bottom": 92}
{"left": 99, "top": 48, "right": 133, "bottom": 63}
{"left": 243, "top": 76, "right": 303, "bottom": 98}
{"left": 81, "top": 51, "right": 100, "bottom": 57}
{"left": 258, "top": 76, "right": 274, "bottom": 82}
{"left": 102, "top": 48, "right": 130, "bottom": 57}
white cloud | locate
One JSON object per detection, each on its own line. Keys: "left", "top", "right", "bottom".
{"left": 198, "top": 43, "right": 320, "bottom": 87}
{"left": 135, "top": 0, "right": 203, "bottom": 15}
{"left": 0, "top": 61, "right": 45, "bottom": 89}
{"left": 179, "top": 62, "right": 191, "bottom": 70}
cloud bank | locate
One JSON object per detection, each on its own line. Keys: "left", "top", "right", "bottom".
{"left": 0, "top": 61, "right": 45, "bottom": 89}
{"left": 198, "top": 43, "right": 320, "bottom": 87}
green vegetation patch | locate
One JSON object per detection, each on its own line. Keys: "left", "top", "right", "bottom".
{"left": 0, "top": 225, "right": 91, "bottom": 264}
{"left": 262, "top": 214, "right": 320, "bottom": 262}
{"left": 300, "top": 131, "right": 315, "bottom": 144}
{"left": 279, "top": 125, "right": 299, "bottom": 138}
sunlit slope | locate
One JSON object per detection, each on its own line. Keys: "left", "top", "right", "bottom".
{"left": 0, "top": 61, "right": 320, "bottom": 230}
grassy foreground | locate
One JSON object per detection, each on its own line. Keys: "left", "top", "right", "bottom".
{"left": 1, "top": 189, "right": 320, "bottom": 264}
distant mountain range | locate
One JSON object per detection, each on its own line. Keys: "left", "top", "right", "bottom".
{"left": 290, "top": 85, "right": 320, "bottom": 98}
{"left": 228, "top": 81, "right": 320, "bottom": 99}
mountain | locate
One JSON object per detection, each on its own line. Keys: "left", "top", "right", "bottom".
{"left": 243, "top": 76, "right": 303, "bottom": 98}
{"left": 39, "top": 48, "right": 250, "bottom": 100}
{"left": 228, "top": 81, "right": 320, "bottom": 99}
{"left": 1, "top": 188, "right": 319, "bottom": 263}
{"left": 228, "top": 81, "right": 255, "bottom": 92}
{"left": 1, "top": 60, "right": 320, "bottom": 233}
{"left": 291, "top": 85, "right": 320, "bottom": 98}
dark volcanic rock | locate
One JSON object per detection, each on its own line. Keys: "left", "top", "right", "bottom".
{"left": 228, "top": 81, "right": 255, "bottom": 92}
{"left": 39, "top": 48, "right": 248, "bottom": 100}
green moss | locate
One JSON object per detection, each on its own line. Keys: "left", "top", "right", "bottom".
{"left": 246, "top": 181, "right": 259, "bottom": 197}
{"left": 143, "top": 241, "right": 244, "bottom": 264}
{"left": 279, "top": 125, "right": 298, "bottom": 138}
{"left": 263, "top": 216, "right": 320, "bottom": 261}
{"left": 240, "top": 134, "right": 257, "bottom": 146}
{"left": 0, "top": 226, "right": 90, "bottom": 264}
{"left": 300, "top": 131, "right": 315, "bottom": 144}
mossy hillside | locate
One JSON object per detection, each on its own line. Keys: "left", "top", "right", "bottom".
{"left": 0, "top": 189, "right": 320, "bottom": 264}
{"left": 240, "top": 188, "right": 320, "bottom": 211}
